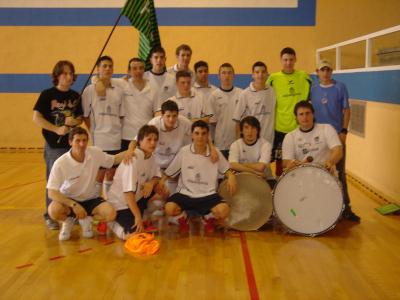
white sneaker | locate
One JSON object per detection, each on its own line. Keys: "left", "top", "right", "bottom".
{"left": 59, "top": 217, "right": 74, "bottom": 241}
{"left": 108, "top": 221, "right": 127, "bottom": 240}
{"left": 79, "top": 217, "right": 94, "bottom": 238}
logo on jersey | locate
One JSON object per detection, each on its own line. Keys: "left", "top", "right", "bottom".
{"left": 314, "top": 136, "right": 320, "bottom": 143}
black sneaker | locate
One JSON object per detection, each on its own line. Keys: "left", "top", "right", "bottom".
{"left": 45, "top": 218, "right": 60, "bottom": 230}
{"left": 342, "top": 207, "right": 361, "bottom": 222}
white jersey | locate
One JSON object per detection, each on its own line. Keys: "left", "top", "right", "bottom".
{"left": 229, "top": 138, "right": 272, "bottom": 165}
{"left": 144, "top": 70, "right": 176, "bottom": 109}
{"left": 122, "top": 80, "right": 158, "bottom": 140}
{"left": 47, "top": 146, "right": 114, "bottom": 201}
{"left": 209, "top": 87, "right": 243, "bottom": 150}
{"left": 232, "top": 83, "right": 276, "bottom": 145}
{"left": 165, "top": 144, "right": 230, "bottom": 198}
{"left": 282, "top": 123, "right": 341, "bottom": 164}
{"left": 107, "top": 149, "right": 161, "bottom": 211}
{"left": 82, "top": 83, "right": 125, "bottom": 151}
{"left": 167, "top": 64, "right": 195, "bottom": 84}
{"left": 166, "top": 89, "right": 213, "bottom": 121}
{"left": 148, "top": 115, "right": 192, "bottom": 169}
{"left": 193, "top": 82, "right": 217, "bottom": 102}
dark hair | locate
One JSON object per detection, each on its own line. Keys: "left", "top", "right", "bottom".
{"left": 149, "top": 46, "right": 166, "bottom": 57}
{"left": 280, "top": 47, "right": 296, "bottom": 57}
{"left": 219, "top": 63, "right": 234, "bottom": 74}
{"left": 240, "top": 116, "right": 260, "bottom": 139}
{"left": 52, "top": 60, "right": 77, "bottom": 86}
{"left": 175, "top": 44, "right": 192, "bottom": 56}
{"left": 96, "top": 55, "right": 113, "bottom": 67}
{"left": 294, "top": 100, "right": 314, "bottom": 115}
{"left": 161, "top": 100, "right": 179, "bottom": 114}
{"left": 68, "top": 127, "right": 88, "bottom": 141}
{"left": 194, "top": 60, "right": 208, "bottom": 73}
{"left": 176, "top": 70, "right": 192, "bottom": 81}
{"left": 137, "top": 125, "right": 159, "bottom": 147}
{"left": 128, "top": 57, "right": 144, "bottom": 71}
{"left": 252, "top": 61, "right": 267, "bottom": 72}
{"left": 191, "top": 120, "right": 209, "bottom": 133}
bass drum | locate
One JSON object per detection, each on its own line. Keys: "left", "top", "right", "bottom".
{"left": 273, "top": 164, "right": 344, "bottom": 236}
{"left": 219, "top": 172, "right": 273, "bottom": 231}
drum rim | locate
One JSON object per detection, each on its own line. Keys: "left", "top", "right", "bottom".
{"left": 219, "top": 171, "right": 273, "bottom": 231}
{"left": 272, "top": 163, "right": 345, "bottom": 236}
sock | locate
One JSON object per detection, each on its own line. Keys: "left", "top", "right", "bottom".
{"left": 204, "top": 212, "right": 215, "bottom": 220}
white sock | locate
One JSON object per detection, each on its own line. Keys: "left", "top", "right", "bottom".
{"left": 108, "top": 221, "right": 127, "bottom": 240}
{"left": 168, "top": 211, "right": 187, "bottom": 224}
{"left": 204, "top": 212, "right": 215, "bottom": 220}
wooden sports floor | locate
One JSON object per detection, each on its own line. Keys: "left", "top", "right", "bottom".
{"left": 0, "top": 153, "right": 399, "bottom": 300}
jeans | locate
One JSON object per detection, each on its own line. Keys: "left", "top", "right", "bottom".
{"left": 44, "top": 142, "right": 69, "bottom": 219}
{"left": 336, "top": 144, "right": 350, "bottom": 207}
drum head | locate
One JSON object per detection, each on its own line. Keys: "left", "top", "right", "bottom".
{"left": 219, "top": 173, "right": 272, "bottom": 231}
{"left": 273, "top": 165, "right": 344, "bottom": 236}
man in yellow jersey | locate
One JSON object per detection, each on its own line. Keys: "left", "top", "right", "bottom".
{"left": 267, "top": 47, "right": 312, "bottom": 176}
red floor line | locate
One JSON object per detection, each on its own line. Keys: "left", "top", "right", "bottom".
{"left": 103, "top": 240, "right": 115, "bottom": 246}
{"left": 239, "top": 232, "right": 260, "bottom": 300}
{"left": 16, "top": 263, "right": 34, "bottom": 269}
{"left": 49, "top": 255, "right": 65, "bottom": 261}
{"left": 78, "top": 248, "right": 92, "bottom": 253}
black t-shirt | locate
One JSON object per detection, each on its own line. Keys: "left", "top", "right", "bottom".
{"left": 33, "top": 87, "right": 83, "bottom": 148}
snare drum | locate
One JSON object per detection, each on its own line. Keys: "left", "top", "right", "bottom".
{"left": 219, "top": 172, "right": 273, "bottom": 231}
{"left": 273, "top": 164, "right": 344, "bottom": 236}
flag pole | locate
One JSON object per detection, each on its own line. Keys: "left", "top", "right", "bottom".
{"left": 79, "top": 11, "right": 125, "bottom": 96}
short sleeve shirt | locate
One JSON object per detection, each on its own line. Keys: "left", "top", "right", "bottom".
{"left": 282, "top": 123, "right": 341, "bottom": 164}
{"left": 47, "top": 146, "right": 114, "bottom": 201}
{"left": 33, "top": 87, "right": 82, "bottom": 148}
{"left": 267, "top": 70, "right": 311, "bottom": 133}
{"left": 165, "top": 144, "right": 230, "bottom": 198}
{"left": 107, "top": 149, "right": 161, "bottom": 211}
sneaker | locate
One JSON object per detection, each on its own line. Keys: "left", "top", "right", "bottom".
{"left": 203, "top": 217, "right": 216, "bottom": 233}
{"left": 79, "top": 217, "right": 94, "bottom": 238}
{"left": 342, "top": 207, "right": 361, "bottom": 222}
{"left": 97, "top": 221, "right": 108, "bottom": 235}
{"left": 178, "top": 216, "right": 190, "bottom": 234}
{"left": 45, "top": 218, "right": 60, "bottom": 230}
{"left": 143, "top": 220, "right": 158, "bottom": 233}
{"left": 59, "top": 217, "right": 74, "bottom": 241}
{"left": 108, "top": 221, "right": 127, "bottom": 240}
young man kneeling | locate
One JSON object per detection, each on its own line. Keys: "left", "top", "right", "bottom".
{"left": 107, "top": 125, "right": 165, "bottom": 240}
{"left": 160, "top": 120, "right": 237, "bottom": 233}
{"left": 47, "top": 127, "right": 126, "bottom": 241}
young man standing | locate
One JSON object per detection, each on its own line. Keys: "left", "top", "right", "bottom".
{"left": 33, "top": 60, "right": 83, "bottom": 230}
{"left": 82, "top": 56, "right": 125, "bottom": 193}
{"left": 267, "top": 47, "right": 312, "bottom": 175}
{"left": 47, "top": 127, "right": 126, "bottom": 241}
{"left": 209, "top": 63, "right": 243, "bottom": 159}
{"left": 233, "top": 61, "right": 276, "bottom": 145}
{"left": 167, "top": 44, "right": 194, "bottom": 81}
{"left": 120, "top": 58, "right": 158, "bottom": 151}
{"left": 160, "top": 120, "right": 237, "bottom": 233}
{"left": 229, "top": 116, "right": 274, "bottom": 188}
{"left": 165, "top": 71, "right": 213, "bottom": 123}
{"left": 193, "top": 60, "right": 217, "bottom": 100}
{"left": 310, "top": 59, "right": 360, "bottom": 222}
{"left": 107, "top": 125, "right": 164, "bottom": 239}
{"left": 144, "top": 46, "right": 176, "bottom": 108}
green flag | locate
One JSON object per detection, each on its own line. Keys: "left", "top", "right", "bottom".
{"left": 121, "top": 0, "right": 161, "bottom": 69}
